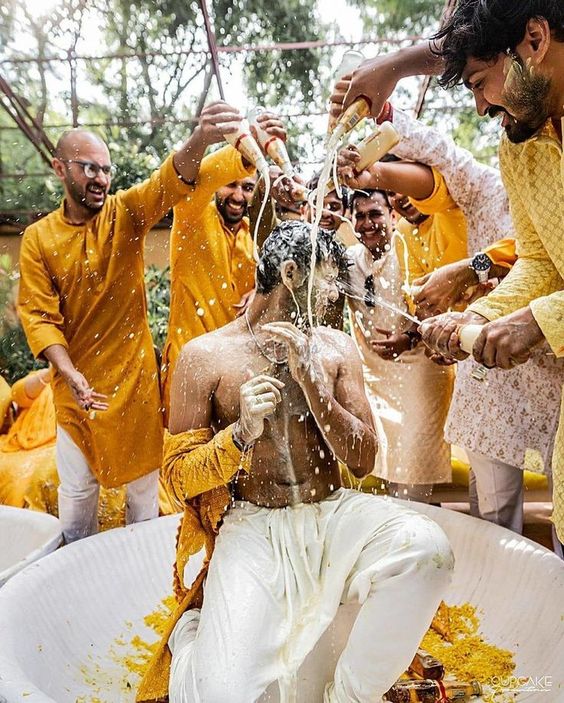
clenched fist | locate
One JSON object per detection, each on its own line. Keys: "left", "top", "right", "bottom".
{"left": 234, "top": 374, "right": 284, "bottom": 446}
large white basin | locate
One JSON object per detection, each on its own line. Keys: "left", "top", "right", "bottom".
{"left": 0, "top": 506, "right": 62, "bottom": 587}
{"left": 0, "top": 503, "right": 562, "bottom": 702}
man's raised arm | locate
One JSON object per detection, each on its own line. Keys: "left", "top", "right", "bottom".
{"left": 330, "top": 41, "right": 443, "bottom": 121}
{"left": 119, "top": 102, "right": 246, "bottom": 233}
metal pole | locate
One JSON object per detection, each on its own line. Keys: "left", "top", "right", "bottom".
{"left": 69, "top": 49, "right": 79, "bottom": 127}
{"left": 0, "top": 75, "right": 54, "bottom": 166}
{"left": 198, "top": 0, "right": 225, "bottom": 100}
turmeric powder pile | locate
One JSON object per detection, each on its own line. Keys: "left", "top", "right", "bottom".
{"left": 102, "top": 598, "right": 516, "bottom": 702}
{"left": 419, "top": 602, "right": 516, "bottom": 701}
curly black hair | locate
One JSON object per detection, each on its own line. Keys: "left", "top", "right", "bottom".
{"left": 256, "top": 220, "right": 348, "bottom": 295}
{"left": 433, "top": 0, "right": 564, "bottom": 89}
{"left": 307, "top": 173, "right": 349, "bottom": 213}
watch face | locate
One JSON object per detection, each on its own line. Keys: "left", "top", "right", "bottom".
{"left": 472, "top": 253, "right": 491, "bottom": 272}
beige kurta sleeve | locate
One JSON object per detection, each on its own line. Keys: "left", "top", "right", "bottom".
{"left": 469, "top": 138, "right": 563, "bottom": 323}
{"left": 530, "top": 291, "right": 564, "bottom": 357}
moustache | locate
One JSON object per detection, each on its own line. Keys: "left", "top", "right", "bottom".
{"left": 487, "top": 106, "right": 505, "bottom": 120}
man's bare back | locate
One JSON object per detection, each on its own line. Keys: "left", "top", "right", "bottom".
{"left": 170, "top": 313, "right": 377, "bottom": 508}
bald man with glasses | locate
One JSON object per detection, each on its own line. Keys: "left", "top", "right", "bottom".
{"left": 18, "top": 105, "right": 246, "bottom": 542}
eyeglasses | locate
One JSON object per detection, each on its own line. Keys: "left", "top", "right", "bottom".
{"left": 62, "top": 159, "right": 116, "bottom": 179}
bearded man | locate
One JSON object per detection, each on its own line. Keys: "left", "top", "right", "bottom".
{"left": 331, "top": 0, "right": 564, "bottom": 545}
{"left": 18, "top": 102, "right": 243, "bottom": 542}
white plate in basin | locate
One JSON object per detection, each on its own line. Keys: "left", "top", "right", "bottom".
{"left": 0, "top": 506, "right": 62, "bottom": 587}
{"left": 0, "top": 503, "right": 562, "bottom": 702}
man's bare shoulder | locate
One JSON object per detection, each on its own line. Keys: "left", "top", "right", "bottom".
{"left": 315, "top": 325, "right": 358, "bottom": 355}
{"left": 177, "top": 320, "right": 242, "bottom": 367}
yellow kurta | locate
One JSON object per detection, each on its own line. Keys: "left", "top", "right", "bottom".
{"left": 483, "top": 238, "right": 517, "bottom": 269}
{"left": 161, "top": 146, "right": 256, "bottom": 412}
{"left": 0, "top": 372, "right": 57, "bottom": 509}
{"left": 1, "top": 372, "right": 56, "bottom": 452}
{"left": 18, "top": 155, "right": 191, "bottom": 488}
{"left": 469, "top": 121, "right": 564, "bottom": 541}
{"left": 395, "top": 168, "right": 468, "bottom": 284}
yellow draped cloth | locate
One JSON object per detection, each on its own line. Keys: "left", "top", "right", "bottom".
{"left": 137, "top": 426, "right": 252, "bottom": 703}
{"left": 0, "top": 372, "right": 127, "bottom": 528}
{"left": 161, "top": 146, "right": 256, "bottom": 413}
{"left": 18, "top": 155, "right": 191, "bottom": 488}
{"left": 469, "top": 121, "right": 564, "bottom": 540}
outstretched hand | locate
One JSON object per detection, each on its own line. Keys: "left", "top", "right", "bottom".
{"left": 337, "top": 144, "right": 376, "bottom": 190}
{"left": 370, "top": 327, "right": 412, "bottom": 361}
{"left": 418, "top": 311, "right": 486, "bottom": 361}
{"left": 252, "top": 111, "right": 287, "bottom": 146}
{"left": 65, "top": 370, "right": 109, "bottom": 412}
{"left": 471, "top": 307, "right": 545, "bottom": 370}
{"left": 329, "top": 55, "right": 399, "bottom": 122}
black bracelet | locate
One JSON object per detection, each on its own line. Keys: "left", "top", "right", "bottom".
{"left": 404, "top": 329, "right": 421, "bottom": 349}
{"left": 232, "top": 428, "right": 254, "bottom": 453}
{"left": 173, "top": 159, "right": 198, "bottom": 187}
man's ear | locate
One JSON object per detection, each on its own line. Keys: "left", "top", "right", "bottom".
{"left": 51, "top": 158, "right": 66, "bottom": 182}
{"left": 281, "top": 259, "right": 305, "bottom": 289}
{"left": 517, "top": 17, "right": 552, "bottom": 67}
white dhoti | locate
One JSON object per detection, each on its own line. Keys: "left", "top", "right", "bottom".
{"left": 168, "top": 489, "right": 453, "bottom": 703}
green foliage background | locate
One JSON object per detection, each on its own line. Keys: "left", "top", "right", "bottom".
{"left": 0, "top": 0, "right": 499, "bottom": 224}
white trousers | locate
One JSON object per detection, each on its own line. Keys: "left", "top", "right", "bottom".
{"left": 55, "top": 426, "right": 159, "bottom": 543}
{"left": 168, "top": 489, "right": 453, "bottom": 703}
{"left": 466, "top": 450, "right": 524, "bottom": 534}
{"left": 467, "top": 451, "right": 563, "bottom": 557}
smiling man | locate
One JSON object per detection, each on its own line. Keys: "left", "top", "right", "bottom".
{"left": 344, "top": 188, "right": 454, "bottom": 503}
{"left": 18, "top": 103, "right": 242, "bottom": 542}
{"left": 420, "top": 1, "right": 564, "bottom": 546}
{"left": 332, "top": 0, "right": 564, "bottom": 544}
{"left": 161, "top": 112, "right": 287, "bottom": 416}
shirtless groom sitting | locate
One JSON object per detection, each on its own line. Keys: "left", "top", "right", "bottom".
{"left": 137, "top": 220, "right": 453, "bottom": 703}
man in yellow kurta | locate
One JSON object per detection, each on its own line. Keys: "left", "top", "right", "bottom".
{"left": 160, "top": 146, "right": 257, "bottom": 413}
{"left": 18, "top": 103, "right": 247, "bottom": 542}
{"left": 419, "top": 3, "right": 564, "bottom": 545}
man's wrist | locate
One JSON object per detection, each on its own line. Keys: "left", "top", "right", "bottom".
{"left": 376, "top": 101, "right": 394, "bottom": 125}
{"left": 469, "top": 252, "right": 493, "bottom": 284}
{"left": 232, "top": 422, "right": 254, "bottom": 452}
{"left": 403, "top": 329, "right": 420, "bottom": 349}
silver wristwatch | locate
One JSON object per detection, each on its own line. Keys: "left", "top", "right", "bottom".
{"left": 469, "top": 252, "right": 492, "bottom": 284}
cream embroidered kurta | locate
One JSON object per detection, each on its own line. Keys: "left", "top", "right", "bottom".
{"left": 468, "top": 121, "right": 564, "bottom": 540}
{"left": 18, "top": 155, "right": 191, "bottom": 488}
{"left": 392, "top": 109, "right": 563, "bottom": 474}
{"left": 347, "top": 244, "right": 453, "bottom": 484}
